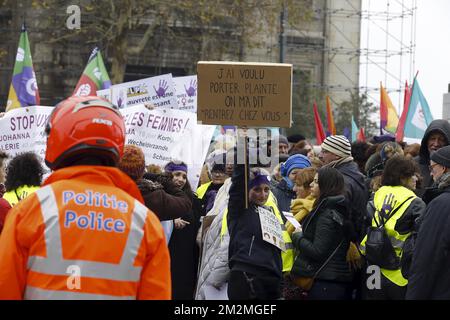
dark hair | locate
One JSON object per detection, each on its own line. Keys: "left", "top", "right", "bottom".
{"left": 312, "top": 167, "right": 354, "bottom": 238}
{"left": 381, "top": 155, "right": 419, "bottom": 187}
{"left": 5, "top": 152, "right": 44, "bottom": 191}
{"left": 404, "top": 143, "right": 421, "bottom": 158}
{"left": 163, "top": 160, "right": 193, "bottom": 195}
{"left": 351, "top": 141, "right": 371, "bottom": 174}
{"left": 0, "top": 151, "right": 8, "bottom": 161}
{"left": 315, "top": 167, "right": 345, "bottom": 206}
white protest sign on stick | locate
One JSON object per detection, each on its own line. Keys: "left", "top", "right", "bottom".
{"left": 110, "top": 74, "right": 178, "bottom": 109}
{"left": 0, "top": 106, "right": 53, "bottom": 162}
{"left": 258, "top": 206, "right": 285, "bottom": 251}
{"left": 173, "top": 75, "right": 197, "bottom": 112}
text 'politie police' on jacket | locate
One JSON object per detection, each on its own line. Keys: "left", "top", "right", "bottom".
{"left": 62, "top": 190, "right": 129, "bottom": 233}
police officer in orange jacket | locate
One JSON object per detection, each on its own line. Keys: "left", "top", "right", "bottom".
{"left": 0, "top": 96, "right": 171, "bottom": 300}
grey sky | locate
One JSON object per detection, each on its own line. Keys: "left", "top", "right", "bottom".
{"left": 360, "top": 0, "right": 450, "bottom": 119}
{"left": 415, "top": 0, "right": 450, "bottom": 118}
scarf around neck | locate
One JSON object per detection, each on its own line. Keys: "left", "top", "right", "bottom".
{"left": 324, "top": 155, "right": 354, "bottom": 168}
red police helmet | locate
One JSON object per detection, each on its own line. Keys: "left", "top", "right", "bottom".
{"left": 45, "top": 96, "right": 125, "bottom": 170}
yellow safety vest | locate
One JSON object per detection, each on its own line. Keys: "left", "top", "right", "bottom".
{"left": 196, "top": 182, "right": 212, "bottom": 200}
{"left": 221, "top": 192, "right": 294, "bottom": 273}
{"left": 360, "top": 186, "right": 416, "bottom": 287}
{"left": 3, "top": 185, "right": 40, "bottom": 207}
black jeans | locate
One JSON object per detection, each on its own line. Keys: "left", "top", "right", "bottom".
{"left": 228, "top": 270, "right": 281, "bottom": 300}
{"left": 307, "top": 280, "right": 353, "bottom": 300}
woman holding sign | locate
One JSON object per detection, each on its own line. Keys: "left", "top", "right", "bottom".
{"left": 290, "top": 167, "right": 354, "bottom": 300}
{"left": 227, "top": 136, "right": 292, "bottom": 300}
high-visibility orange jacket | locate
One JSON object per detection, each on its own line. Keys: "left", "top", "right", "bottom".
{"left": 0, "top": 165, "right": 171, "bottom": 300}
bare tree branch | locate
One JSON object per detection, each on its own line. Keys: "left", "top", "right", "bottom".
{"left": 128, "top": 21, "right": 157, "bottom": 55}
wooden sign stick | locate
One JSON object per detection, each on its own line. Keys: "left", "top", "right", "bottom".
{"left": 244, "top": 133, "right": 249, "bottom": 209}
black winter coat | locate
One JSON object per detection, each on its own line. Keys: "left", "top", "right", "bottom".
{"left": 228, "top": 164, "right": 282, "bottom": 279}
{"left": 406, "top": 184, "right": 450, "bottom": 299}
{"left": 141, "top": 173, "right": 198, "bottom": 299}
{"left": 291, "top": 195, "right": 353, "bottom": 283}
{"left": 415, "top": 119, "right": 450, "bottom": 197}
{"left": 336, "top": 161, "right": 369, "bottom": 242}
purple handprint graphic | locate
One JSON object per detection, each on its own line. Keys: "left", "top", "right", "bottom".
{"left": 184, "top": 79, "right": 197, "bottom": 97}
{"left": 117, "top": 90, "right": 126, "bottom": 108}
{"left": 153, "top": 79, "right": 169, "bottom": 98}
{"left": 379, "top": 193, "right": 398, "bottom": 222}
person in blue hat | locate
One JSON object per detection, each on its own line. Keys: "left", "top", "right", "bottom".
{"left": 271, "top": 154, "right": 311, "bottom": 213}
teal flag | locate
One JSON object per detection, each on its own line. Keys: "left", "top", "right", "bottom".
{"left": 403, "top": 79, "right": 434, "bottom": 140}
{"left": 351, "top": 116, "right": 358, "bottom": 142}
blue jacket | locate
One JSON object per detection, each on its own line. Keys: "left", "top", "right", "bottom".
{"left": 271, "top": 179, "right": 296, "bottom": 215}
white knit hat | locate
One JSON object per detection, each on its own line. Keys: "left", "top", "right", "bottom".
{"left": 321, "top": 135, "right": 352, "bottom": 158}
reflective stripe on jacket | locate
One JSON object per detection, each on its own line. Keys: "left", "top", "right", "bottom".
{"left": 196, "top": 182, "right": 212, "bottom": 200}
{"left": 0, "top": 166, "right": 171, "bottom": 300}
{"left": 360, "top": 186, "right": 416, "bottom": 287}
{"left": 221, "top": 192, "right": 294, "bottom": 273}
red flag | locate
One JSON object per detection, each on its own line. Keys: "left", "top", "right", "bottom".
{"left": 396, "top": 80, "right": 412, "bottom": 142}
{"left": 313, "top": 101, "right": 326, "bottom": 144}
{"left": 357, "top": 127, "right": 366, "bottom": 142}
{"left": 326, "top": 96, "right": 336, "bottom": 136}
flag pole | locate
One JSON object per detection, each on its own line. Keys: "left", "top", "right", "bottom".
{"left": 380, "top": 81, "right": 383, "bottom": 135}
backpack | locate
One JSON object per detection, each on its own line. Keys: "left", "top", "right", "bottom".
{"left": 365, "top": 196, "right": 413, "bottom": 270}
{"left": 400, "top": 230, "right": 417, "bottom": 279}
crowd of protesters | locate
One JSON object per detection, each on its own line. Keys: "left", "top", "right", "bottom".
{"left": 0, "top": 97, "right": 450, "bottom": 300}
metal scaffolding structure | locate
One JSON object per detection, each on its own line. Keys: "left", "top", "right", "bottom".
{"left": 281, "top": 0, "right": 416, "bottom": 113}
{"left": 360, "top": 0, "right": 417, "bottom": 114}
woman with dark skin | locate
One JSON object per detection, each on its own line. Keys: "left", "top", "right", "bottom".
{"left": 3, "top": 152, "right": 44, "bottom": 207}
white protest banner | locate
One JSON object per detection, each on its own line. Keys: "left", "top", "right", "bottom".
{"left": 110, "top": 74, "right": 178, "bottom": 109}
{"left": 258, "top": 207, "right": 285, "bottom": 251}
{"left": 0, "top": 104, "right": 214, "bottom": 189}
{"left": 121, "top": 104, "right": 215, "bottom": 188}
{"left": 0, "top": 106, "right": 53, "bottom": 168}
{"left": 173, "top": 75, "right": 197, "bottom": 112}
{"left": 96, "top": 88, "right": 111, "bottom": 101}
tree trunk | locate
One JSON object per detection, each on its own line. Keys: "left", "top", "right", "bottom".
{"left": 109, "top": 32, "right": 128, "bottom": 84}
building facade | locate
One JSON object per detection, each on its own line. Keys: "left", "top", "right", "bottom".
{"left": 0, "top": 0, "right": 361, "bottom": 137}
